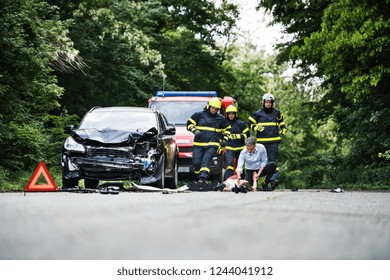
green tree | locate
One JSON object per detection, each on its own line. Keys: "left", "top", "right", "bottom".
{"left": 0, "top": 0, "right": 80, "bottom": 179}
{"left": 54, "top": 0, "right": 239, "bottom": 116}
{"left": 220, "top": 42, "right": 333, "bottom": 188}
{"left": 156, "top": 0, "right": 238, "bottom": 92}
{"left": 55, "top": 0, "right": 165, "bottom": 116}
{"left": 258, "top": 0, "right": 390, "bottom": 187}
{"left": 220, "top": 43, "right": 269, "bottom": 119}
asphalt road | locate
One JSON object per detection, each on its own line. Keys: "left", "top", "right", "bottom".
{"left": 1, "top": 189, "right": 390, "bottom": 260}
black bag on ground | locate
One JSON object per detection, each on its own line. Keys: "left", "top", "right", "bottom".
{"left": 187, "top": 180, "right": 220, "bottom": 192}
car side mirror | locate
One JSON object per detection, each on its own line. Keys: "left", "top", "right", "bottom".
{"left": 64, "top": 125, "right": 74, "bottom": 134}
{"left": 164, "top": 125, "right": 176, "bottom": 136}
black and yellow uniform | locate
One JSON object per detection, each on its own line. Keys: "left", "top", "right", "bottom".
{"left": 187, "top": 109, "right": 231, "bottom": 181}
{"left": 248, "top": 106, "right": 286, "bottom": 181}
{"left": 224, "top": 117, "right": 250, "bottom": 180}
{"left": 248, "top": 107, "right": 286, "bottom": 144}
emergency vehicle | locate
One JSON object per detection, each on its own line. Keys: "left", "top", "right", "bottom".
{"left": 148, "top": 91, "right": 237, "bottom": 181}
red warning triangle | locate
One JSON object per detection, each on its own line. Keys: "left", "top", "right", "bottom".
{"left": 25, "top": 161, "right": 57, "bottom": 192}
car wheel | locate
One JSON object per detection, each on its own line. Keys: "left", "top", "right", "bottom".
{"left": 151, "top": 155, "right": 165, "bottom": 189}
{"left": 165, "top": 157, "right": 178, "bottom": 189}
{"left": 62, "top": 177, "right": 78, "bottom": 189}
{"left": 85, "top": 179, "right": 99, "bottom": 189}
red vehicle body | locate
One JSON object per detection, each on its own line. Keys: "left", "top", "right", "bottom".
{"left": 148, "top": 91, "right": 236, "bottom": 180}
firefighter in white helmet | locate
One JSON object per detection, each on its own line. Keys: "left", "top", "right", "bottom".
{"left": 187, "top": 97, "right": 231, "bottom": 183}
{"left": 247, "top": 92, "right": 287, "bottom": 191}
{"left": 223, "top": 104, "right": 250, "bottom": 180}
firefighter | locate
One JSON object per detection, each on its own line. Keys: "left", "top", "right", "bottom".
{"left": 247, "top": 93, "right": 287, "bottom": 189}
{"left": 187, "top": 97, "right": 231, "bottom": 183}
{"left": 223, "top": 105, "right": 250, "bottom": 180}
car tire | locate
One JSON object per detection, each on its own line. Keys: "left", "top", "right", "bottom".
{"left": 85, "top": 179, "right": 99, "bottom": 189}
{"left": 62, "top": 177, "right": 78, "bottom": 189}
{"left": 151, "top": 155, "right": 165, "bottom": 189}
{"left": 61, "top": 154, "right": 79, "bottom": 189}
{"left": 165, "top": 157, "right": 178, "bottom": 189}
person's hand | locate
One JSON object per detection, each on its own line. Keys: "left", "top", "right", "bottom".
{"left": 236, "top": 172, "right": 241, "bottom": 183}
{"left": 193, "top": 130, "right": 201, "bottom": 137}
{"left": 189, "top": 124, "right": 201, "bottom": 136}
{"left": 255, "top": 125, "right": 265, "bottom": 132}
{"left": 280, "top": 128, "right": 287, "bottom": 135}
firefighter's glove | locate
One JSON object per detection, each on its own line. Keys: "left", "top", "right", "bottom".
{"left": 188, "top": 124, "right": 198, "bottom": 134}
{"left": 220, "top": 140, "right": 227, "bottom": 147}
{"left": 255, "top": 125, "right": 265, "bottom": 132}
{"left": 193, "top": 130, "right": 201, "bottom": 137}
{"left": 280, "top": 128, "right": 287, "bottom": 135}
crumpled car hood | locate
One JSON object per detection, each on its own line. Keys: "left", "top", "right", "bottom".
{"left": 73, "top": 127, "right": 158, "bottom": 144}
{"left": 73, "top": 129, "right": 134, "bottom": 144}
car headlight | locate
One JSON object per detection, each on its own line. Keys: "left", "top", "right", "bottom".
{"left": 64, "top": 137, "right": 86, "bottom": 153}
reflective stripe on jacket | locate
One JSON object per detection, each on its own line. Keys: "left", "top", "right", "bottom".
{"left": 248, "top": 108, "right": 286, "bottom": 143}
{"left": 226, "top": 118, "right": 250, "bottom": 151}
{"left": 187, "top": 110, "right": 231, "bottom": 147}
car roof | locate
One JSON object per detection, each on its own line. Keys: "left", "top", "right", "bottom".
{"left": 149, "top": 96, "right": 212, "bottom": 102}
{"left": 89, "top": 106, "right": 156, "bottom": 113}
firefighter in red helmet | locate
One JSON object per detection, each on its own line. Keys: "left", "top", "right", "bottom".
{"left": 224, "top": 105, "right": 250, "bottom": 180}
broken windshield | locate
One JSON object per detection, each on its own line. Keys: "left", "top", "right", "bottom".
{"left": 79, "top": 110, "right": 157, "bottom": 132}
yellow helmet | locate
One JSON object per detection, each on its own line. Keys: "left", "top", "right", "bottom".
{"left": 226, "top": 105, "right": 237, "bottom": 113}
{"left": 207, "top": 97, "right": 221, "bottom": 109}
{"left": 225, "top": 104, "right": 238, "bottom": 117}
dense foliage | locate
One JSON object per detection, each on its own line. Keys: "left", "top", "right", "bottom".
{"left": 54, "top": 0, "right": 239, "bottom": 116}
{"left": 258, "top": 0, "right": 390, "bottom": 188}
{"left": 0, "top": 0, "right": 388, "bottom": 189}
{"left": 0, "top": 0, "right": 240, "bottom": 188}
{"left": 0, "top": 0, "right": 80, "bottom": 185}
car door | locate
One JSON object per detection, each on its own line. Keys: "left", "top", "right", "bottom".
{"left": 157, "top": 112, "right": 177, "bottom": 175}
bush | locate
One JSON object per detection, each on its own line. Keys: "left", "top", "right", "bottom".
{"left": 328, "top": 164, "right": 390, "bottom": 189}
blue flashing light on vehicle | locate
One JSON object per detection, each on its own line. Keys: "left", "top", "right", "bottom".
{"left": 156, "top": 91, "right": 217, "bottom": 97}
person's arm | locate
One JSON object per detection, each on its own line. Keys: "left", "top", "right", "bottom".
{"left": 242, "top": 126, "right": 250, "bottom": 139}
{"left": 278, "top": 111, "right": 287, "bottom": 135}
{"left": 252, "top": 166, "right": 264, "bottom": 191}
{"left": 235, "top": 151, "right": 245, "bottom": 185}
{"left": 248, "top": 113, "right": 257, "bottom": 131}
{"left": 252, "top": 145, "right": 267, "bottom": 189}
{"left": 220, "top": 119, "right": 231, "bottom": 147}
{"left": 236, "top": 170, "right": 242, "bottom": 185}
{"left": 253, "top": 166, "right": 264, "bottom": 180}
{"left": 187, "top": 113, "right": 203, "bottom": 137}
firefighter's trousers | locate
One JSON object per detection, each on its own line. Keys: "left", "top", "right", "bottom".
{"left": 192, "top": 145, "right": 218, "bottom": 181}
{"left": 224, "top": 149, "right": 241, "bottom": 180}
{"left": 245, "top": 162, "right": 277, "bottom": 186}
{"left": 262, "top": 142, "right": 279, "bottom": 181}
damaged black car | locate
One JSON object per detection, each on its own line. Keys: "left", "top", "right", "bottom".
{"left": 61, "top": 106, "right": 178, "bottom": 189}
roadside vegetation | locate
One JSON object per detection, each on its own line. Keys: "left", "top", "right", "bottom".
{"left": 0, "top": 0, "right": 389, "bottom": 191}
